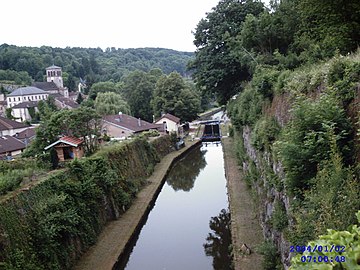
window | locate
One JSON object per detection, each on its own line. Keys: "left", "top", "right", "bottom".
{"left": 18, "top": 97, "right": 20, "bottom": 101}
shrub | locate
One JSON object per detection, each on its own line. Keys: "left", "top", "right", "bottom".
{"left": 275, "top": 93, "right": 353, "bottom": 194}
{"left": 251, "top": 116, "right": 281, "bottom": 151}
{"left": 290, "top": 211, "right": 360, "bottom": 270}
{"left": 271, "top": 199, "right": 288, "bottom": 231}
{"left": 257, "top": 240, "right": 282, "bottom": 270}
{"left": 231, "top": 86, "right": 264, "bottom": 129}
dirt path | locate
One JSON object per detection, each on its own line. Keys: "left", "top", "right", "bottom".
{"left": 73, "top": 140, "right": 201, "bottom": 270}
{"left": 222, "top": 137, "right": 264, "bottom": 270}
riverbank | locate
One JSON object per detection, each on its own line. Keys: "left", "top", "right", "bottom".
{"left": 222, "top": 137, "right": 264, "bottom": 270}
{"left": 73, "top": 139, "right": 201, "bottom": 270}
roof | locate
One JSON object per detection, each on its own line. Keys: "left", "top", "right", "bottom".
{"left": 13, "top": 127, "right": 36, "bottom": 140}
{"left": 55, "top": 97, "right": 80, "bottom": 109}
{"left": 0, "top": 116, "right": 28, "bottom": 131}
{"left": 46, "top": 65, "right": 61, "bottom": 70}
{"left": 103, "top": 114, "right": 159, "bottom": 133}
{"left": 0, "top": 135, "right": 26, "bottom": 154}
{"left": 12, "top": 101, "right": 39, "bottom": 109}
{"left": 7, "top": 86, "right": 47, "bottom": 97}
{"left": 156, "top": 113, "right": 180, "bottom": 124}
{"left": 32, "top": 82, "right": 59, "bottom": 91}
{"left": 44, "top": 136, "right": 84, "bottom": 150}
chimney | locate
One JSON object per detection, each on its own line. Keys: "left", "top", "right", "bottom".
{"left": 138, "top": 118, "right": 141, "bottom": 126}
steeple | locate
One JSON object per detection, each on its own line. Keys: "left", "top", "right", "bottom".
{"left": 46, "top": 65, "right": 63, "bottom": 89}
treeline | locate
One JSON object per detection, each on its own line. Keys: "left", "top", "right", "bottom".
{"left": 190, "top": 0, "right": 360, "bottom": 269}
{"left": 0, "top": 44, "right": 194, "bottom": 90}
{"left": 190, "top": 0, "right": 360, "bottom": 104}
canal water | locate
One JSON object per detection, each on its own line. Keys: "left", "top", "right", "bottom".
{"left": 117, "top": 143, "right": 232, "bottom": 270}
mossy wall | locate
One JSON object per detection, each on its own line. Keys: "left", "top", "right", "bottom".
{"left": 228, "top": 52, "right": 360, "bottom": 269}
{"left": 0, "top": 136, "right": 173, "bottom": 270}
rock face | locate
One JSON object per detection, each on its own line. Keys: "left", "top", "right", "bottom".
{"left": 241, "top": 125, "right": 292, "bottom": 269}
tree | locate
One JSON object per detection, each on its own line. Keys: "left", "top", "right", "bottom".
{"left": 121, "top": 69, "right": 161, "bottom": 122}
{"left": 152, "top": 72, "right": 200, "bottom": 122}
{"left": 27, "top": 108, "right": 101, "bottom": 157}
{"left": 88, "top": 81, "right": 123, "bottom": 99}
{"left": 190, "top": 0, "right": 264, "bottom": 104}
{"left": 94, "top": 92, "right": 131, "bottom": 116}
{"left": 295, "top": 0, "right": 360, "bottom": 55}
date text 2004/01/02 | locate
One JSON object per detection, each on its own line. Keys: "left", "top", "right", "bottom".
{"left": 290, "top": 245, "right": 346, "bottom": 253}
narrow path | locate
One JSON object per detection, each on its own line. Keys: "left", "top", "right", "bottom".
{"left": 222, "top": 137, "right": 264, "bottom": 270}
{"left": 73, "top": 139, "right": 201, "bottom": 270}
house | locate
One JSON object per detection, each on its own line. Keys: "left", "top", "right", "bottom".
{"left": 6, "top": 86, "right": 48, "bottom": 122}
{"left": 44, "top": 136, "right": 84, "bottom": 162}
{"left": 102, "top": 113, "right": 160, "bottom": 139}
{"left": 155, "top": 113, "right": 181, "bottom": 134}
{"left": 0, "top": 135, "right": 26, "bottom": 159}
{"left": 13, "top": 127, "right": 36, "bottom": 146}
{"left": 0, "top": 116, "right": 29, "bottom": 136}
{"left": 11, "top": 101, "right": 40, "bottom": 122}
{"left": 6, "top": 86, "right": 48, "bottom": 108}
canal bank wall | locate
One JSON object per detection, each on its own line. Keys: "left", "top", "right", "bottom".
{"left": 74, "top": 139, "right": 202, "bottom": 270}
{"left": 222, "top": 137, "right": 264, "bottom": 270}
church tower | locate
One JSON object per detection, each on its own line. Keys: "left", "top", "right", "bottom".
{"left": 46, "top": 65, "right": 64, "bottom": 89}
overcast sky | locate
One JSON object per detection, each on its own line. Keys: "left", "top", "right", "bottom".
{"left": 2, "top": 1, "right": 270, "bottom": 52}
{"left": 1, "top": 0, "right": 226, "bottom": 52}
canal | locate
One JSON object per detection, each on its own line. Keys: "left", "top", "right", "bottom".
{"left": 117, "top": 142, "right": 232, "bottom": 270}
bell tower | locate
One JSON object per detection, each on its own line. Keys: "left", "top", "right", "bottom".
{"left": 46, "top": 65, "right": 63, "bottom": 89}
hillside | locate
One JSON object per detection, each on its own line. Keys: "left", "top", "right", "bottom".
{"left": 0, "top": 44, "right": 194, "bottom": 89}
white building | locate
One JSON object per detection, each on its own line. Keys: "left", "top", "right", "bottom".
{"left": 155, "top": 113, "right": 181, "bottom": 134}
{"left": 6, "top": 87, "right": 48, "bottom": 108}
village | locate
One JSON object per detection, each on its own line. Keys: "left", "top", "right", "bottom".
{"left": 0, "top": 65, "right": 191, "bottom": 162}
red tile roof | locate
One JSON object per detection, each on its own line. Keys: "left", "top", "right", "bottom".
{"left": 44, "top": 136, "right": 84, "bottom": 150}
{"left": 60, "top": 136, "right": 83, "bottom": 146}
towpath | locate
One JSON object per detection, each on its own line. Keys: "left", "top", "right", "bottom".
{"left": 222, "top": 137, "right": 264, "bottom": 270}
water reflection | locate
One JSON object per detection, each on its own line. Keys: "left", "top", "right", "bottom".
{"left": 204, "top": 209, "right": 233, "bottom": 270}
{"left": 166, "top": 146, "right": 207, "bottom": 192}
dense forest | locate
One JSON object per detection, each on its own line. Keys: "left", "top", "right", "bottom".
{"left": 190, "top": 0, "right": 360, "bottom": 269}
{"left": 0, "top": 44, "right": 193, "bottom": 88}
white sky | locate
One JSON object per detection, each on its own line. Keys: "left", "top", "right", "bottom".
{"left": 1, "top": 0, "right": 224, "bottom": 52}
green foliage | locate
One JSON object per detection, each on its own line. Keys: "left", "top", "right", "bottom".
{"left": 28, "top": 107, "right": 101, "bottom": 157}
{"left": 0, "top": 136, "right": 173, "bottom": 269}
{"left": 0, "top": 69, "right": 32, "bottom": 85}
{"left": 290, "top": 211, "right": 360, "bottom": 270}
{"left": 271, "top": 199, "right": 288, "bottom": 231}
{"left": 251, "top": 116, "right": 281, "bottom": 151}
{"left": 257, "top": 240, "right": 282, "bottom": 270}
{"left": 121, "top": 69, "right": 161, "bottom": 122}
{"left": 89, "top": 81, "right": 123, "bottom": 99}
{"left": 327, "top": 56, "right": 360, "bottom": 103}
{"left": 275, "top": 94, "right": 353, "bottom": 194}
{"left": 152, "top": 72, "right": 200, "bottom": 122}
{"left": 251, "top": 66, "right": 280, "bottom": 99}
{"left": 94, "top": 92, "right": 131, "bottom": 116}
{"left": 0, "top": 158, "right": 46, "bottom": 195}
{"left": 0, "top": 44, "right": 193, "bottom": 86}
{"left": 230, "top": 86, "right": 264, "bottom": 129}
{"left": 190, "top": 0, "right": 265, "bottom": 104}
{"left": 289, "top": 140, "right": 360, "bottom": 246}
